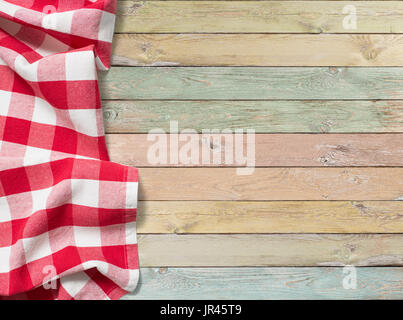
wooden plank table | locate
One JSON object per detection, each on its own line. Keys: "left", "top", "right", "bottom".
{"left": 108, "top": 0, "right": 403, "bottom": 299}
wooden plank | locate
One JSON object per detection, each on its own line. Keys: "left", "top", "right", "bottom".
{"left": 102, "top": 100, "right": 403, "bottom": 133}
{"left": 125, "top": 267, "right": 403, "bottom": 300}
{"left": 138, "top": 234, "right": 403, "bottom": 266}
{"left": 112, "top": 34, "right": 403, "bottom": 67}
{"left": 136, "top": 201, "right": 403, "bottom": 233}
{"left": 107, "top": 133, "right": 403, "bottom": 167}
{"left": 116, "top": 1, "right": 403, "bottom": 33}
{"left": 100, "top": 67, "right": 403, "bottom": 100}
{"left": 137, "top": 168, "right": 403, "bottom": 200}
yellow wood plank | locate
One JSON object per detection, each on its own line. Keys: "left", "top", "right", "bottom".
{"left": 138, "top": 234, "right": 403, "bottom": 266}
{"left": 137, "top": 201, "right": 403, "bottom": 233}
{"left": 137, "top": 168, "right": 403, "bottom": 200}
{"left": 112, "top": 34, "right": 403, "bottom": 66}
{"left": 116, "top": 1, "right": 403, "bottom": 33}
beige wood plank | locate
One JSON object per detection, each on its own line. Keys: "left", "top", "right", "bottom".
{"left": 137, "top": 168, "right": 403, "bottom": 200}
{"left": 137, "top": 201, "right": 403, "bottom": 233}
{"left": 112, "top": 34, "right": 403, "bottom": 66}
{"left": 138, "top": 234, "right": 403, "bottom": 266}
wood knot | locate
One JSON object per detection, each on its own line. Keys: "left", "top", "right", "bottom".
{"left": 159, "top": 267, "right": 168, "bottom": 274}
{"left": 319, "top": 156, "right": 330, "bottom": 165}
{"left": 319, "top": 120, "right": 334, "bottom": 133}
{"left": 362, "top": 48, "right": 381, "bottom": 61}
{"left": 141, "top": 42, "right": 152, "bottom": 53}
{"left": 103, "top": 109, "right": 118, "bottom": 120}
{"left": 352, "top": 202, "right": 370, "bottom": 215}
{"left": 128, "top": 2, "right": 144, "bottom": 15}
{"left": 334, "top": 144, "right": 350, "bottom": 153}
{"left": 328, "top": 67, "right": 340, "bottom": 75}
{"left": 344, "top": 243, "right": 356, "bottom": 253}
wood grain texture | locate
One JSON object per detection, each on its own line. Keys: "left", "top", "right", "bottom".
{"left": 125, "top": 267, "right": 403, "bottom": 300}
{"left": 112, "top": 34, "right": 403, "bottom": 67}
{"left": 102, "top": 100, "right": 403, "bottom": 133}
{"left": 137, "top": 168, "right": 403, "bottom": 200}
{"left": 136, "top": 201, "right": 403, "bottom": 233}
{"left": 114, "top": 0, "right": 403, "bottom": 300}
{"left": 138, "top": 234, "right": 403, "bottom": 266}
{"left": 107, "top": 133, "right": 403, "bottom": 167}
{"left": 116, "top": 1, "right": 403, "bottom": 33}
{"left": 100, "top": 67, "right": 403, "bottom": 100}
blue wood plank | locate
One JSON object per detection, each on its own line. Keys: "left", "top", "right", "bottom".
{"left": 123, "top": 267, "right": 403, "bottom": 300}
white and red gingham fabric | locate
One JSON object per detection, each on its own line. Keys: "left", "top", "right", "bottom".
{"left": 0, "top": 0, "right": 139, "bottom": 299}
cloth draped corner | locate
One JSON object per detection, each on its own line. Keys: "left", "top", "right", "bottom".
{"left": 0, "top": 0, "right": 139, "bottom": 300}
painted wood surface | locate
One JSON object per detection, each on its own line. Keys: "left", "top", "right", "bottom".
{"left": 102, "top": 100, "right": 403, "bottom": 133}
{"left": 113, "top": 0, "right": 403, "bottom": 300}
{"left": 116, "top": 1, "right": 403, "bottom": 33}
{"left": 100, "top": 67, "right": 403, "bottom": 100}
{"left": 137, "top": 168, "right": 403, "bottom": 200}
{"left": 125, "top": 267, "right": 403, "bottom": 300}
{"left": 107, "top": 133, "right": 403, "bottom": 167}
{"left": 137, "top": 201, "right": 403, "bottom": 233}
{"left": 112, "top": 34, "right": 403, "bottom": 66}
{"left": 138, "top": 234, "right": 403, "bottom": 266}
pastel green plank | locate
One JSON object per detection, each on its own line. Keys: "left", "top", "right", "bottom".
{"left": 102, "top": 100, "right": 403, "bottom": 133}
{"left": 124, "top": 267, "right": 403, "bottom": 300}
{"left": 100, "top": 67, "right": 403, "bottom": 100}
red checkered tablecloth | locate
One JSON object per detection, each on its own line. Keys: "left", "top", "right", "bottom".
{"left": 0, "top": 0, "right": 139, "bottom": 299}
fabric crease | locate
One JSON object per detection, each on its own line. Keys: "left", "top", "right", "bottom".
{"left": 0, "top": 0, "right": 139, "bottom": 300}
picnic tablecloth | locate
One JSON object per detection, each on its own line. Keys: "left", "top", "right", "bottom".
{"left": 0, "top": 0, "right": 139, "bottom": 299}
